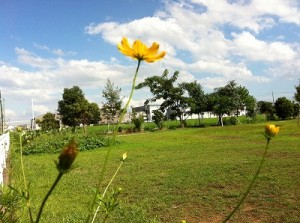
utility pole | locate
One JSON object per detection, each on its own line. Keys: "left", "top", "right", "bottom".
{"left": 31, "top": 98, "right": 35, "bottom": 130}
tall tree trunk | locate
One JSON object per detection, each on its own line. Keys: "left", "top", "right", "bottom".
{"left": 217, "top": 115, "right": 223, "bottom": 127}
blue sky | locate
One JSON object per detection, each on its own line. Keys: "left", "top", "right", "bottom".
{"left": 1, "top": 0, "right": 300, "bottom": 125}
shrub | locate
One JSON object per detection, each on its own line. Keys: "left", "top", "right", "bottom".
{"left": 20, "top": 133, "right": 116, "bottom": 155}
{"left": 152, "top": 110, "right": 164, "bottom": 130}
{"left": 223, "top": 116, "right": 238, "bottom": 126}
{"left": 131, "top": 113, "right": 144, "bottom": 132}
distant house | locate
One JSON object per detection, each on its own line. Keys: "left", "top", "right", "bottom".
{"left": 132, "top": 104, "right": 161, "bottom": 122}
{"left": 100, "top": 112, "right": 131, "bottom": 125}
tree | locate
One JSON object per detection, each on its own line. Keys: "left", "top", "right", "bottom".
{"left": 136, "top": 69, "right": 189, "bottom": 127}
{"left": 101, "top": 78, "right": 123, "bottom": 128}
{"left": 244, "top": 95, "right": 257, "bottom": 119}
{"left": 294, "top": 83, "right": 300, "bottom": 124}
{"left": 152, "top": 110, "right": 164, "bottom": 129}
{"left": 39, "top": 112, "right": 60, "bottom": 131}
{"left": 58, "top": 86, "right": 89, "bottom": 131}
{"left": 292, "top": 101, "right": 300, "bottom": 118}
{"left": 180, "top": 81, "right": 207, "bottom": 125}
{"left": 131, "top": 112, "right": 144, "bottom": 132}
{"left": 209, "top": 81, "right": 238, "bottom": 126}
{"left": 208, "top": 80, "right": 255, "bottom": 126}
{"left": 294, "top": 83, "right": 300, "bottom": 103}
{"left": 88, "top": 103, "right": 101, "bottom": 124}
{"left": 275, "top": 97, "right": 294, "bottom": 120}
{"left": 207, "top": 91, "right": 230, "bottom": 126}
{"left": 257, "top": 101, "right": 275, "bottom": 120}
{"left": 235, "top": 85, "right": 256, "bottom": 117}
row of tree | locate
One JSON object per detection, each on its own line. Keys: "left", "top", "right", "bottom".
{"left": 136, "top": 70, "right": 255, "bottom": 126}
{"left": 136, "top": 70, "right": 300, "bottom": 126}
{"left": 38, "top": 70, "right": 300, "bottom": 131}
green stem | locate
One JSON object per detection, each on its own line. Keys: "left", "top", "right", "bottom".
{"left": 222, "top": 139, "right": 270, "bottom": 223}
{"left": 35, "top": 172, "right": 64, "bottom": 223}
{"left": 91, "top": 160, "right": 124, "bottom": 223}
{"left": 114, "top": 59, "right": 141, "bottom": 134}
{"left": 19, "top": 133, "right": 34, "bottom": 223}
{"left": 86, "top": 60, "right": 141, "bottom": 222}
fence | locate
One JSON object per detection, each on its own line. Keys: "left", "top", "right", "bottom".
{"left": 0, "top": 132, "right": 10, "bottom": 186}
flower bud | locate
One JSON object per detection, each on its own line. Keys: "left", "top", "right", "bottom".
{"left": 57, "top": 138, "right": 78, "bottom": 172}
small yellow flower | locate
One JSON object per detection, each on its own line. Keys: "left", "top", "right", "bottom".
{"left": 122, "top": 152, "right": 127, "bottom": 161}
{"left": 118, "top": 37, "right": 166, "bottom": 63}
{"left": 57, "top": 138, "right": 78, "bottom": 172}
{"left": 264, "top": 124, "right": 280, "bottom": 139}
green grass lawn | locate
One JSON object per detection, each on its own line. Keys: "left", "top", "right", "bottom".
{"left": 9, "top": 120, "right": 300, "bottom": 223}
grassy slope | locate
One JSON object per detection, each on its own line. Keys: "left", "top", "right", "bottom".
{"left": 9, "top": 120, "right": 300, "bottom": 223}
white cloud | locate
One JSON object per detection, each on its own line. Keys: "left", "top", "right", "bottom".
{"left": 232, "top": 31, "right": 296, "bottom": 61}
{"left": 33, "top": 43, "right": 77, "bottom": 57}
{"left": 15, "top": 47, "right": 56, "bottom": 69}
{"left": 4, "top": 109, "right": 17, "bottom": 117}
{"left": 87, "top": 0, "right": 300, "bottom": 88}
{"left": 3, "top": 0, "right": 300, "bottom": 119}
{"left": 33, "top": 104, "right": 50, "bottom": 115}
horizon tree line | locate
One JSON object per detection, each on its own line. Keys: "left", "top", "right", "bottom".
{"left": 39, "top": 70, "right": 300, "bottom": 131}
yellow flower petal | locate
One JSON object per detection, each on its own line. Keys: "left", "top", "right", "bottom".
{"left": 118, "top": 37, "right": 166, "bottom": 63}
{"left": 264, "top": 124, "right": 280, "bottom": 139}
{"left": 122, "top": 152, "right": 127, "bottom": 161}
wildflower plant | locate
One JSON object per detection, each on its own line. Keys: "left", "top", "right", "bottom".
{"left": 6, "top": 37, "right": 165, "bottom": 223}
{"left": 6, "top": 37, "right": 281, "bottom": 223}
{"left": 35, "top": 138, "right": 79, "bottom": 223}
{"left": 222, "top": 124, "right": 280, "bottom": 222}
{"left": 86, "top": 37, "right": 166, "bottom": 222}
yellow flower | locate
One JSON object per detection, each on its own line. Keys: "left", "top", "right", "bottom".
{"left": 118, "top": 37, "right": 166, "bottom": 63}
{"left": 57, "top": 138, "right": 78, "bottom": 172}
{"left": 122, "top": 152, "right": 127, "bottom": 161}
{"left": 264, "top": 124, "right": 280, "bottom": 139}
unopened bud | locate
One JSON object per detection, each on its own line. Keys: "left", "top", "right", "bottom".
{"left": 57, "top": 138, "right": 78, "bottom": 172}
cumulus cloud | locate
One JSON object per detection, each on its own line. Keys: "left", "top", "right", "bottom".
{"left": 86, "top": 0, "right": 300, "bottom": 90}
{"left": 3, "top": 0, "right": 300, "bottom": 122}
{"left": 232, "top": 31, "right": 296, "bottom": 61}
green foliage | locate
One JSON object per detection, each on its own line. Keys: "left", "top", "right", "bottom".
{"left": 180, "top": 81, "right": 207, "bottom": 126}
{"left": 135, "top": 69, "right": 188, "bottom": 125}
{"left": 274, "top": 97, "right": 294, "bottom": 120}
{"left": 9, "top": 120, "right": 300, "bottom": 222}
{"left": 206, "top": 80, "right": 256, "bottom": 126}
{"left": 257, "top": 101, "right": 275, "bottom": 120}
{"left": 131, "top": 113, "right": 144, "bottom": 132}
{"left": 39, "top": 112, "right": 60, "bottom": 132}
{"left": 20, "top": 133, "right": 115, "bottom": 155}
{"left": 101, "top": 78, "right": 123, "bottom": 124}
{"left": 294, "top": 83, "right": 300, "bottom": 103}
{"left": 152, "top": 110, "right": 164, "bottom": 129}
{"left": 87, "top": 102, "right": 101, "bottom": 125}
{"left": 0, "top": 186, "right": 24, "bottom": 223}
{"left": 58, "top": 86, "right": 90, "bottom": 128}
{"left": 292, "top": 101, "right": 300, "bottom": 118}
{"left": 223, "top": 116, "right": 238, "bottom": 125}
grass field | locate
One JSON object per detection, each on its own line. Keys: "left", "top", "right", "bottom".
{"left": 9, "top": 119, "right": 300, "bottom": 223}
